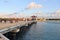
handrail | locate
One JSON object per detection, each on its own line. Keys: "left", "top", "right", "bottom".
{"left": 0, "top": 33, "right": 9, "bottom": 40}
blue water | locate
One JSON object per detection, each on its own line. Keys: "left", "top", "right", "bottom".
{"left": 16, "top": 21, "right": 60, "bottom": 40}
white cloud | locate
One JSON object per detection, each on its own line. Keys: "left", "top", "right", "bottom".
{"left": 19, "top": 13, "right": 25, "bottom": 18}
{"left": 0, "top": 12, "right": 26, "bottom": 18}
{"left": 26, "top": 2, "right": 43, "bottom": 9}
{"left": 56, "top": 10, "right": 60, "bottom": 13}
{"left": 50, "top": 10, "right": 60, "bottom": 18}
{"left": 0, "top": 13, "right": 8, "bottom": 18}
{"left": 0, "top": 13, "right": 18, "bottom": 18}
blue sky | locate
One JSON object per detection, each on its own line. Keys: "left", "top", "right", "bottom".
{"left": 0, "top": 0, "right": 60, "bottom": 17}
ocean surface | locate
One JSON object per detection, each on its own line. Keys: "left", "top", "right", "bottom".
{"left": 15, "top": 21, "right": 60, "bottom": 40}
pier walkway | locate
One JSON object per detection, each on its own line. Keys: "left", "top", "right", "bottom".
{"left": 0, "top": 21, "right": 37, "bottom": 40}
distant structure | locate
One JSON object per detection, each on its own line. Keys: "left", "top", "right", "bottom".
{"left": 31, "top": 15, "right": 37, "bottom": 20}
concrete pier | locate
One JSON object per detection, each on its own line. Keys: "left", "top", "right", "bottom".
{"left": 0, "top": 20, "right": 37, "bottom": 40}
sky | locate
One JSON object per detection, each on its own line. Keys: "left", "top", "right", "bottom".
{"left": 0, "top": 0, "right": 60, "bottom": 18}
